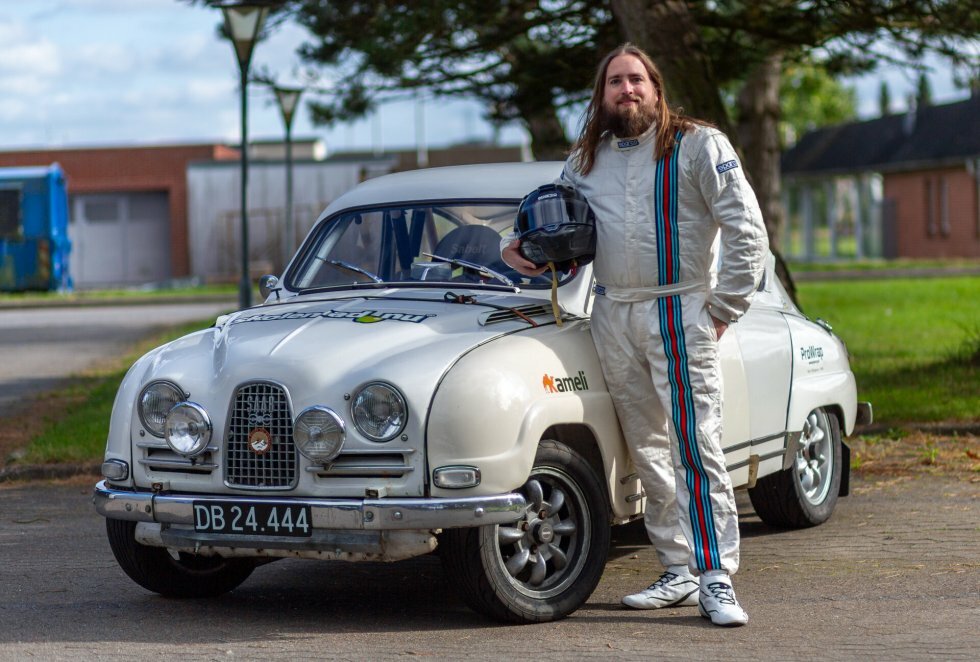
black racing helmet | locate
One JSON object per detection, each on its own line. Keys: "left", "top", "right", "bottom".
{"left": 515, "top": 183, "right": 596, "bottom": 271}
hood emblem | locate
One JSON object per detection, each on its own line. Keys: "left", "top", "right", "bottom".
{"left": 247, "top": 428, "right": 273, "bottom": 455}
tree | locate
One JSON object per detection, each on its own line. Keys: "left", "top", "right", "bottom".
{"left": 779, "top": 65, "right": 858, "bottom": 143}
{"left": 879, "top": 80, "right": 892, "bottom": 116}
{"left": 612, "top": 0, "right": 978, "bottom": 257}
{"left": 286, "top": 1, "right": 620, "bottom": 160}
{"left": 917, "top": 72, "right": 934, "bottom": 106}
{"left": 204, "top": 0, "right": 980, "bottom": 260}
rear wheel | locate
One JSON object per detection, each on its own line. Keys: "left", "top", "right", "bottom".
{"left": 106, "top": 519, "right": 255, "bottom": 597}
{"left": 440, "top": 440, "right": 610, "bottom": 623}
{"left": 749, "top": 408, "right": 842, "bottom": 528}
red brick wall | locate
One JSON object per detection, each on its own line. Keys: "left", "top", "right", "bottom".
{"left": 883, "top": 166, "right": 980, "bottom": 258}
{"left": 0, "top": 144, "right": 238, "bottom": 277}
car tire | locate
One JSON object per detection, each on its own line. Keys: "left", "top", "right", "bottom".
{"left": 748, "top": 408, "right": 842, "bottom": 528}
{"left": 106, "top": 519, "right": 255, "bottom": 597}
{"left": 439, "top": 439, "right": 610, "bottom": 623}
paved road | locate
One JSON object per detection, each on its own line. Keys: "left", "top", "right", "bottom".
{"left": 0, "top": 302, "right": 234, "bottom": 418}
{"left": 0, "top": 473, "right": 975, "bottom": 660}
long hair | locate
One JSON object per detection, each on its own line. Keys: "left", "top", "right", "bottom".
{"left": 570, "top": 43, "right": 707, "bottom": 176}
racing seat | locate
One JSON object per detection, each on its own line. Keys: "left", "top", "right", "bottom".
{"left": 431, "top": 225, "right": 514, "bottom": 279}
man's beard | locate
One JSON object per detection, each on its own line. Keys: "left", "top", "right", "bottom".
{"left": 600, "top": 99, "right": 657, "bottom": 138}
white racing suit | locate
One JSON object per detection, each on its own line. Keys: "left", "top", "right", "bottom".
{"left": 561, "top": 123, "right": 768, "bottom": 575}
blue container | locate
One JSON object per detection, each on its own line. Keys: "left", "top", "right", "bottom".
{"left": 0, "top": 163, "right": 72, "bottom": 291}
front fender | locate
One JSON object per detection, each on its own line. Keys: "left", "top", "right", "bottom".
{"left": 426, "top": 321, "right": 641, "bottom": 521}
{"left": 103, "top": 348, "right": 163, "bottom": 487}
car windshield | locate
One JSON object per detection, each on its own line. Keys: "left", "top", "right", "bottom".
{"left": 287, "top": 201, "right": 578, "bottom": 292}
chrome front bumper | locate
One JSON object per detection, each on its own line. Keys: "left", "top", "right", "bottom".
{"left": 93, "top": 480, "right": 526, "bottom": 531}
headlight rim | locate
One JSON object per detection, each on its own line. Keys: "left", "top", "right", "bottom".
{"left": 138, "top": 380, "right": 185, "bottom": 438}
{"left": 350, "top": 381, "right": 408, "bottom": 442}
{"left": 293, "top": 405, "right": 346, "bottom": 463}
{"left": 164, "top": 401, "right": 213, "bottom": 458}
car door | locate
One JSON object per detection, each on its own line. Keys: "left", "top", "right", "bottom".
{"left": 732, "top": 265, "right": 794, "bottom": 478}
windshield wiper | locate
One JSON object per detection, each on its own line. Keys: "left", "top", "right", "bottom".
{"left": 422, "top": 252, "right": 517, "bottom": 289}
{"left": 327, "top": 259, "right": 384, "bottom": 284}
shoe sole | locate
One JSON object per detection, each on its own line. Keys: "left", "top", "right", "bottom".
{"left": 698, "top": 601, "right": 748, "bottom": 626}
{"left": 622, "top": 589, "right": 699, "bottom": 610}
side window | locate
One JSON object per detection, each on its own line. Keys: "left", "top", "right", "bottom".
{"left": 0, "top": 188, "right": 20, "bottom": 239}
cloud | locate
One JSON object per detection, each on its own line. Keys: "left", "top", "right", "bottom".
{"left": 0, "top": 22, "right": 61, "bottom": 76}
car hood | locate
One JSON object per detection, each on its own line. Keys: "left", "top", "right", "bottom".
{"left": 140, "top": 293, "right": 551, "bottom": 410}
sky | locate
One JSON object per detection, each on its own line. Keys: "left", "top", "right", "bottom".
{"left": 1, "top": 0, "right": 971, "bottom": 155}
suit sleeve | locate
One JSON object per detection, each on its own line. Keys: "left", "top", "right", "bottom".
{"left": 694, "top": 131, "right": 769, "bottom": 322}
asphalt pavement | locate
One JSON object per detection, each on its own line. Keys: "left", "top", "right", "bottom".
{"left": 0, "top": 473, "right": 976, "bottom": 660}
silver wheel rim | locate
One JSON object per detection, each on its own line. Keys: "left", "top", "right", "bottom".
{"left": 483, "top": 466, "right": 591, "bottom": 600}
{"left": 795, "top": 409, "right": 834, "bottom": 505}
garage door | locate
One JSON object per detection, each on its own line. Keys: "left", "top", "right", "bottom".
{"left": 69, "top": 192, "right": 171, "bottom": 288}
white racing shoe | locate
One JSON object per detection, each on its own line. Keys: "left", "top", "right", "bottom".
{"left": 698, "top": 573, "right": 748, "bottom": 626}
{"left": 622, "top": 567, "right": 700, "bottom": 609}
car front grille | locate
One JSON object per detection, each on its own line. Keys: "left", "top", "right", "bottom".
{"left": 225, "top": 381, "right": 297, "bottom": 489}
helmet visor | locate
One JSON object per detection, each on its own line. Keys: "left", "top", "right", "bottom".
{"left": 520, "top": 194, "right": 593, "bottom": 233}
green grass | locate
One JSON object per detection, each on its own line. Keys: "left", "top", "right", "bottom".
{"left": 15, "top": 319, "right": 214, "bottom": 465}
{"left": 788, "top": 257, "right": 980, "bottom": 273}
{"left": 797, "top": 276, "right": 979, "bottom": 423}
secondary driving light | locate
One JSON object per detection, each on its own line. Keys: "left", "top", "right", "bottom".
{"left": 351, "top": 382, "right": 407, "bottom": 442}
{"left": 164, "top": 402, "right": 212, "bottom": 457}
{"left": 433, "top": 466, "right": 481, "bottom": 489}
{"left": 294, "top": 406, "right": 345, "bottom": 463}
{"left": 138, "top": 381, "right": 184, "bottom": 437}
{"left": 101, "top": 459, "right": 129, "bottom": 481}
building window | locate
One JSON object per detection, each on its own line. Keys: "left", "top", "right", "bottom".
{"left": 925, "top": 178, "right": 936, "bottom": 237}
{"left": 939, "top": 176, "right": 950, "bottom": 237}
{"left": 84, "top": 199, "right": 119, "bottom": 223}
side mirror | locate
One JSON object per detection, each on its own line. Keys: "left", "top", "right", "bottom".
{"left": 259, "top": 274, "right": 281, "bottom": 301}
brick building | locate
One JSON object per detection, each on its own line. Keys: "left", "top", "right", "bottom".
{"left": 0, "top": 144, "right": 239, "bottom": 286}
{"left": 781, "top": 94, "right": 980, "bottom": 260}
{"left": 0, "top": 141, "right": 528, "bottom": 288}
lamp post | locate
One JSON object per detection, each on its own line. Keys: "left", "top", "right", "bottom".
{"left": 273, "top": 85, "right": 302, "bottom": 268}
{"left": 221, "top": 2, "right": 269, "bottom": 310}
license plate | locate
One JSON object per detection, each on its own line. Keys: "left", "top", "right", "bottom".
{"left": 193, "top": 501, "right": 312, "bottom": 537}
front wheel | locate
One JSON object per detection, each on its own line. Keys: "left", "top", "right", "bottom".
{"left": 106, "top": 519, "right": 255, "bottom": 598}
{"left": 440, "top": 440, "right": 611, "bottom": 623}
{"left": 748, "top": 408, "right": 842, "bottom": 528}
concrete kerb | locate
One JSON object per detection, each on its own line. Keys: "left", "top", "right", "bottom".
{"left": 0, "top": 462, "right": 101, "bottom": 484}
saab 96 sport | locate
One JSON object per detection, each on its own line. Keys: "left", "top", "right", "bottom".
{"left": 94, "top": 162, "right": 871, "bottom": 623}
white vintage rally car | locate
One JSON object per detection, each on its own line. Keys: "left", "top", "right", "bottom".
{"left": 94, "top": 162, "right": 871, "bottom": 623}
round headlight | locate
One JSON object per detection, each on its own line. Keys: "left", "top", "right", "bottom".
{"left": 352, "top": 382, "right": 407, "bottom": 442}
{"left": 138, "top": 381, "right": 184, "bottom": 437}
{"left": 164, "top": 402, "right": 212, "bottom": 457}
{"left": 294, "top": 406, "right": 345, "bottom": 463}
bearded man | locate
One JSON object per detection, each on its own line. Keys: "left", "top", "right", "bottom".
{"left": 502, "top": 43, "right": 768, "bottom": 626}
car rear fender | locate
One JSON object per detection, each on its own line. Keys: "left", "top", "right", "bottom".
{"left": 787, "top": 371, "right": 858, "bottom": 437}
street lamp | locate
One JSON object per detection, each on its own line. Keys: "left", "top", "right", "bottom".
{"left": 221, "top": 2, "right": 269, "bottom": 310}
{"left": 273, "top": 85, "right": 303, "bottom": 268}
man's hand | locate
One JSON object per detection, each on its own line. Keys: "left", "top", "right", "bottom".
{"left": 501, "top": 240, "right": 548, "bottom": 277}
{"left": 710, "top": 315, "right": 729, "bottom": 340}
